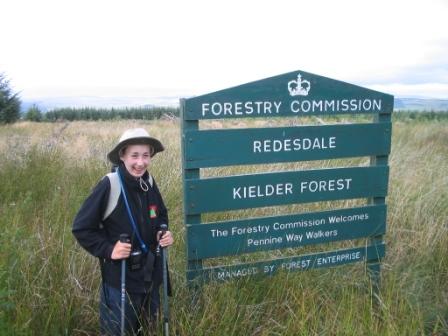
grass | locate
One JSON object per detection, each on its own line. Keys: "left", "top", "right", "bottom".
{"left": 0, "top": 117, "right": 447, "bottom": 335}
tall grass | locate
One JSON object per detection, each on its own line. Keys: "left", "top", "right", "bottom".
{"left": 0, "top": 118, "right": 447, "bottom": 335}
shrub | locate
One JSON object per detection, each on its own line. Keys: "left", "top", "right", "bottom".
{"left": 24, "top": 104, "right": 43, "bottom": 122}
{"left": 0, "top": 73, "right": 21, "bottom": 124}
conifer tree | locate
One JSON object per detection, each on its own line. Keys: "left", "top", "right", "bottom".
{"left": 0, "top": 73, "right": 21, "bottom": 123}
{"left": 25, "top": 104, "right": 43, "bottom": 122}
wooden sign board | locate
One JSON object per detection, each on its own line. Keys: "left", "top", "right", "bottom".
{"left": 181, "top": 69, "right": 392, "bottom": 284}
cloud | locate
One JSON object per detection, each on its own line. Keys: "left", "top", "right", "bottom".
{"left": 2, "top": 0, "right": 448, "bottom": 100}
{"left": 369, "top": 83, "right": 448, "bottom": 98}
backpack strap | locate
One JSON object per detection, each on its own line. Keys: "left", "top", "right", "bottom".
{"left": 103, "top": 172, "right": 121, "bottom": 220}
{"left": 102, "top": 172, "right": 154, "bottom": 220}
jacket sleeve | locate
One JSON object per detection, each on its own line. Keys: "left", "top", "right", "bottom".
{"left": 72, "top": 177, "right": 115, "bottom": 259}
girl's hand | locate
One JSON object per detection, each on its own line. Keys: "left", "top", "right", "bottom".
{"left": 157, "top": 230, "right": 174, "bottom": 247}
{"left": 111, "top": 240, "right": 132, "bottom": 260}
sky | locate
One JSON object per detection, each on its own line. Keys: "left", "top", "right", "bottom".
{"left": 2, "top": 0, "right": 448, "bottom": 104}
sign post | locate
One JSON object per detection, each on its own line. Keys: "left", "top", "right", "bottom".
{"left": 181, "top": 70, "right": 393, "bottom": 293}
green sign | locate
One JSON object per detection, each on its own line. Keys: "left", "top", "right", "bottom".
{"left": 185, "top": 166, "right": 388, "bottom": 214}
{"left": 187, "top": 204, "right": 386, "bottom": 259}
{"left": 187, "top": 244, "right": 386, "bottom": 283}
{"left": 184, "top": 122, "right": 391, "bottom": 168}
{"left": 184, "top": 70, "right": 393, "bottom": 120}
{"left": 181, "top": 69, "right": 392, "bottom": 286}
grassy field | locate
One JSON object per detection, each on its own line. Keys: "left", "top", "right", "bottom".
{"left": 0, "top": 117, "right": 447, "bottom": 335}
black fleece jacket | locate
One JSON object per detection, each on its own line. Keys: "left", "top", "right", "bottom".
{"left": 72, "top": 164, "right": 168, "bottom": 293}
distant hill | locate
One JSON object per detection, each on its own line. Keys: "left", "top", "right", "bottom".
{"left": 21, "top": 95, "right": 179, "bottom": 112}
{"left": 394, "top": 98, "right": 448, "bottom": 111}
{"left": 20, "top": 96, "right": 448, "bottom": 113}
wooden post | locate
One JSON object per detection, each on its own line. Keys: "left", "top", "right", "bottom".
{"left": 180, "top": 98, "right": 202, "bottom": 293}
{"left": 368, "top": 109, "right": 392, "bottom": 301}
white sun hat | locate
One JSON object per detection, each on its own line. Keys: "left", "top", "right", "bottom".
{"left": 107, "top": 128, "right": 164, "bottom": 164}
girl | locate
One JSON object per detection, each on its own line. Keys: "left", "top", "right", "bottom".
{"left": 73, "top": 128, "right": 173, "bottom": 335}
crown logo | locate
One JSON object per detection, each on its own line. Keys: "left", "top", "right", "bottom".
{"left": 288, "top": 74, "right": 311, "bottom": 96}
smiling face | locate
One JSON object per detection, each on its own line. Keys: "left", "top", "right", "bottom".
{"left": 119, "top": 144, "right": 152, "bottom": 177}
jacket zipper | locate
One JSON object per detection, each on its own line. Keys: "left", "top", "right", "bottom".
{"left": 138, "top": 192, "right": 145, "bottom": 227}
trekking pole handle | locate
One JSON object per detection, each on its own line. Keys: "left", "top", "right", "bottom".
{"left": 156, "top": 224, "right": 168, "bottom": 256}
{"left": 120, "top": 233, "right": 131, "bottom": 244}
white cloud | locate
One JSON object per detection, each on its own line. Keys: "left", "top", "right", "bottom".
{"left": 2, "top": 0, "right": 448, "bottom": 99}
{"left": 369, "top": 83, "right": 448, "bottom": 99}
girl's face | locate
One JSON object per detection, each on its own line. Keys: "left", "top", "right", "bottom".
{"left": 120, "top": 144, "right": 151, "bottom": 177}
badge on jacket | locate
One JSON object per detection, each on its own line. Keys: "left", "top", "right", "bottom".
{"left": 149, "top": 205, "right": 158, "bottom": 219}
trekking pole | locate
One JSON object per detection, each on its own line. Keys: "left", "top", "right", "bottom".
{"left": 120, "top": 233, "right": 130, "bottom": 336}
{"left": 158, "top": 224, "right": 169, "bottom": 336}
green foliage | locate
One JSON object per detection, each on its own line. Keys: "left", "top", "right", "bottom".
{"left": 0, "top": 73, "right": 21, "bottom": 124}
{"left": 393, "top": 110, "right": 448, "bottom": 122}
{"left": 0, "top": 120, "right": 447, "bottom": 335}
{"left": 24, "top": 104, "right": 43, "bottom": 122}
{"left": 44, "top": 106, "right": 179, "bottom": 121}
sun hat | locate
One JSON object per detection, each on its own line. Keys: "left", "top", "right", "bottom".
{"left": 107, "top": 128, "right": 164, "bottom": 164}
